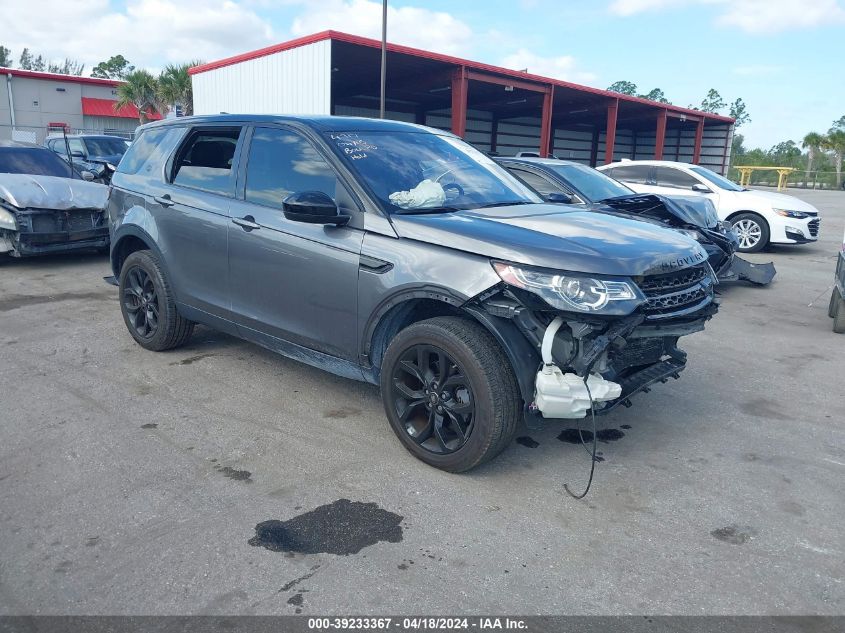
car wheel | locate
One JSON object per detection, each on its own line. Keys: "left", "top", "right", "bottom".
{"left": 380, "top": 316, "right": 520, "bottom": 472}
{"left": 832, "top": 291, "right": 845, "bottom": 334}
{"left": 730, "top": 212, "right": 769, "bottom": 253}
{"left": 829, "top": 289, "right": 838, "bottom": 319}
{"left": 119, "top": 250, "right": 194, "bottom": 351}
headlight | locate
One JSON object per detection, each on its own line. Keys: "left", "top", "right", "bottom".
{"left": 774, "top": 208, "right": 809, "bottom": 219}
{"left": 676, "top": 228, "right": 703, "bottom": 241}
{"left": 493, "top": 261, "right": 645, "bottom": 314}
{"left": 0, "top": 207, "right": 17, "bottom": 231}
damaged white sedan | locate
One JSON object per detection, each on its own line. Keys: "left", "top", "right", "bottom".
{"left": 0, "top": 144, "right": 110, "bottom": 258}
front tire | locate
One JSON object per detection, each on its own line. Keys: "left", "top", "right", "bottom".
{"left": 119, "top": 250, "right": 194, "bottom": 351}
{"left": 730, "top": 212, "right": 770, "bottom": 253}
{"left": 380, "top": 316, "right": 521, "bottom": 472}
{"left": 831, "top": 290, "right": 845, "bottom": 334}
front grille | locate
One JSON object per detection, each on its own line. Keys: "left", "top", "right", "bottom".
{"left": 637, "top": 264, "right": 713, "bottom": 319}
{"left": 808, "top": 218, "right": 820, "bottom": 237}
{"left": 67, "top": 210, "right": 97, "bottom": 231}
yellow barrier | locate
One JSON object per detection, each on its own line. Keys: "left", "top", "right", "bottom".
{"left": 734, "top": 166, "right": 796, "bottom": 191}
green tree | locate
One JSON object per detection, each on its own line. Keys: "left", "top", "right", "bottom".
{"left": 832, "top": 115, "right": 845, "bottom": 132}
{"left": 729, "top": 98, "right": 751, "bottom": 127}
{"left": 157, "top": 62, "right": 201, "bottom": 116}
{"left": 18, "top": 48, "right": 32, "bottom": 70}
{"left": 0, "top": 46, "right": 12, "bottom": 67}
{"left": 116, "top": 69, "right": 160, "bottom": 124}
{"left": 802, "top": 132, "right": 825, "bottom": 177}
{"left": 731, "top": 133, "right": 746, "bottom": 159}
{"left": 699, "top": 89, "right": 726, "bottom": 114}
{"left": 92, "top": 55, "right": 134, "bottom": 80}
{"left": 46, "top": 58, "right": 85, "bottom": 76}
{"left": 607, "top": 80, "right": 638, "bottom": 95}
{"left": 823, "top": 129, "right": 845, "bottom": 188}
{"left": 641, "top": 88, "right": 670, "bottom": 104}
{"left": 32, "top": 55, "right": 45, "bottom": 72}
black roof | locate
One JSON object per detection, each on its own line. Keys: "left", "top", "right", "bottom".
{"left": 140, "top": 114, "right": 443, "bottom": 134}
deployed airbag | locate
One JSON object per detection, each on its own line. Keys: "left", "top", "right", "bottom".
{"left": 389, "top": 179, "right": 446, "bottom": 209}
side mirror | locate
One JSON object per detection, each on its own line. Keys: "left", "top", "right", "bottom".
{"left": 81, "top": 170, "right": 96, "bottom": 181}
{"left": 691, "top": 183, "right": 711, "bottom": 193}
{"left": 283, "top": 191, "right": 350, "bottom": 226}
{"left": 70, "top": 150, "right": 85, "bottom": 158}
{"left": 545, "top": 192, "right": 573, "bottom": 204}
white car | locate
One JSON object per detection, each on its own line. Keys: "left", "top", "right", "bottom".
{"left": 597, "top": 160, "right": 821, "bottom": 253}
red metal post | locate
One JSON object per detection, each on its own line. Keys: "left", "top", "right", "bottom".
{"left": 654, "top": 109, "right": 667, "bottom": 160}
{"left": 604, "top": 98, "right": 618, "bottom": 164}
{"left": 693, "top": 118, "right": 705, "bottom": 164}
{"left": 539, "top": 86, "right": 554, "bottom": 158}
{"left": 451, "top": 66, "right": 468, "bottom": 138}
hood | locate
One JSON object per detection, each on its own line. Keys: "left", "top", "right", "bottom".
{"left": 0, "top": 173, "right": 109, "bottom": 211}
{"left": 390, "top": 203, "right": 709, "bottom": 277}
{"left": 733, "top": 189, "right": 820, "bottom": 214}
{"left": 600, "top": 193, "right": 719, "bottom": 229}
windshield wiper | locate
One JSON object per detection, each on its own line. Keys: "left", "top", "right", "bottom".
{"left": 393, "top": 206, "right": 462, "bottom": 215}
{"left": 474, "top": 201, "right": 535, "bottom": 209}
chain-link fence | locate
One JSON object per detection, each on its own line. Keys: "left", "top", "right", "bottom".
{"left": 727, "top": 166, "right": 843, "bottom": 190}
{"left": 0, "top": 124, "right": 136, "bottom": 146}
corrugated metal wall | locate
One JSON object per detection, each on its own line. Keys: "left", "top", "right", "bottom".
{"left": 192, "top": 40, "right": 332, "bottom": 116}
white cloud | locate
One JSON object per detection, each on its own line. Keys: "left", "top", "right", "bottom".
{"left": 500, "top": 49, "right": 597, "bottom": 84}
{"left": 608, "top": 0, "right": 845, "bottom": 33}
{"left": 2, "top": 0, "right": 275, "bottom": 73}
{"left": 716, "top": 0, "right": 845, "bottom": 34}
{"left": 290, "top": 0, "right": 474, "bottom": 57}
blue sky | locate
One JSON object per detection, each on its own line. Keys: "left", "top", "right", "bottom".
{"left": 6, "top": 0, "right": 844, "bottom": 148}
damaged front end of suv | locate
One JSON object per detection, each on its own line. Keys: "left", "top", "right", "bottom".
{"left": 469, "top": 255, "right": 718, "bottom": 422}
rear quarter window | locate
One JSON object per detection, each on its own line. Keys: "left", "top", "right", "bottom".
{"left": 117, "top": 127, "right": 185, "bottom": 176}
{"left": 606, "top": 164, "right": 651, "bottom": 184}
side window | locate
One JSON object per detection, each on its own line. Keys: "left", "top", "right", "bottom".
{"left": 506, "top": 167, "right": 563, "bottom": 198}
{"left": 607, "top": 164, "right": 651, "bottom": 184}
{"left": 655, "top": 167, "right": 699, "bottom": 189}
{"left": 118, "top": 127, "right": 184, "bottom": 176}
{"left": 244, "top": 127, "right": 342, "bottom": 209}
{"left": 171, "top": 128, "right": 242, "bottom": 196}
{"left": 67, "top": 138, "right": 86, "bottom": 156}
{"left": 47, "top": 140, "right": 61, "bottom": 154}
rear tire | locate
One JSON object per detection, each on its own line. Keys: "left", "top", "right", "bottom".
{"left": 829, "top": 289, "right": 838, "bottom": 319}
{"left": 730, "top": 212, "right": 769, "bottom": 253}
{"left": 380, "top": 316, "right": 521, "bottom": 472}
{"left": 119, "top": 250, "right": 194, "bottom": 351}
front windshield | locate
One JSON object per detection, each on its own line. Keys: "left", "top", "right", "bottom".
{"left": 690, "top": 166, "right": 743, "bottom": 191}
{"left": 325, "top": 130, "right": 541, "bottom": 213}
{"left": 0, "top": 147, "right": 74, "bottom": 177}
{"left": 83, "top": 137, "right": 129, "bottom": 157}
{"left": 546, "top": 163, "right": 633, "bottom": 202}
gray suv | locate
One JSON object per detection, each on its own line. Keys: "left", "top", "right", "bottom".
{"left": 108, "top": 115, "right": 718, "bottom": 472}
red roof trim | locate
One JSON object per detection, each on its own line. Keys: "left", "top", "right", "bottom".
{"left": 0, "top": 67, "right": 121, "bottom": 87}
{"left": 189, "top": 30, "right": 734, "bottom": 123}
{"left": 81, "top": 97, "right": 162, "bottom": 120}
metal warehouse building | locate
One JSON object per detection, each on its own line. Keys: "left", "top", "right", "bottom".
{"left": 190, "top": 31, "right": 736, "bottom": 173}
{"left": 0, "top": 68, "right": 158, "bottom": 144}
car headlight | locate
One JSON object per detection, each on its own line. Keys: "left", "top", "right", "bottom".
{"left": 676, "top": 228, "right": 703, "bottom": 242}
{"left": 493, "top": 261, "right": 645, "bottom": 314}
{"left": 774, "top": 208, "right": 809, "bottom": 219}
{"left": 0, "top": 207, "right": 17, "bottom": 231}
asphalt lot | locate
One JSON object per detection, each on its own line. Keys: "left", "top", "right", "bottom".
{"left": 1, "top": 188, "right": 843, "bottom": 615}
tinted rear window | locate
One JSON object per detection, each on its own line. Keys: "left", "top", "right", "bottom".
{"left": 118, "top": 127, "right": 184, "bottom": 176}
{"left": 0, "top": 147, "right": 74, "bottom": 177}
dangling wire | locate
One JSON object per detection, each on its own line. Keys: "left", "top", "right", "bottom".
{"left": 564, "top": 377, "right": 598, "bottom": 499}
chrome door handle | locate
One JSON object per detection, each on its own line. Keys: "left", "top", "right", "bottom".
{"left": 154, "top": 194, "right": 174, "bottom": 207}
{"left": 232, "top": 216, "right": 260, "bottom": 231}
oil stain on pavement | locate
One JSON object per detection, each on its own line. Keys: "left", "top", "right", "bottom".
{"left": 249, "top": 499, "right": 403, "bottom": 555}
{"left": 217, "top": 465, "right": 253, "bottom": 483}
{"left": 711, "top": 525, "right": 758, "bottom": 545}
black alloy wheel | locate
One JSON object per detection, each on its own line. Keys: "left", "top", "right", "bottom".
{"left": 122, "top": 265, "right": 159, "bottom": 339}
{"left": 389, "top": 344, "right": 475, "bottom": 454}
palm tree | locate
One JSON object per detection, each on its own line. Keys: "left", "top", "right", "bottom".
{"left": 157, "top": 62, "right": 202, "bottom": 117}
{"left": 823, "top": 130, "right": 845, "bottom": 189}
{"left": 801, "top": 132, "right": 824, "bottom": 180}
{"left": 115, "top": 69, "right": 160, "bottom": 124}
